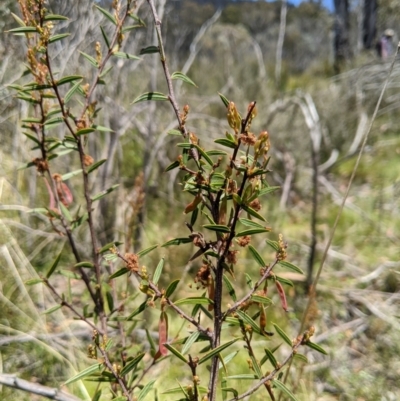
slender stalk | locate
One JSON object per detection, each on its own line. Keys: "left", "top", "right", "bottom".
{"left": 146, "top": 0, "right": 188, "bottom": 138}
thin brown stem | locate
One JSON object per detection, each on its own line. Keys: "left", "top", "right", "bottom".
{"left": 116, "top": 251, "right": 212, "bottom": 338}
{"left": 146, "top": 0, "right": 188, "bottom": 138}
{"left": 228, "top": 335, "right": 304, "bottom": 401}
{"left": 224, "top": 258, "right": 279, "bottom": 318}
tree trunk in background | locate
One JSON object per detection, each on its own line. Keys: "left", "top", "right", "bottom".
{"left": 363, "top": 0, "right": 377, "bottom": 49}
{"left": 334, "top": 0, "right": 351, "bottom": 72}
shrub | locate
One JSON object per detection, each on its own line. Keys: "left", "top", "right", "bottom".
{"left": 4, "top": 1, "right": 326, "bottom": 400}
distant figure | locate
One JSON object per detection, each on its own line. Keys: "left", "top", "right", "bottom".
{"left": 376, "top": 29, "right": 394, "bottom": 60}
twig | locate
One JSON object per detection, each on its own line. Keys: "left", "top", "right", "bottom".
{"left": 116, "top": 251, "right": 211, "bottom": 338}
{"left": 228, "top": 334, "right": 305, "bottom": 401}
{"left": 224, "top": 258, "right": 279, "bottom": 318}
{"left": 0, "top": 374, "right": 81, "bottom": 401}
{"left": 146, "top": 0, "right": 188, "bottom": 138}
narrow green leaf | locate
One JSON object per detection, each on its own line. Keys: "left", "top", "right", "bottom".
{"left": 278, "top": 261, "right": 304, "bottom": 275}
{"left": 137, "top": 244, "right": 158, "bottom": 257}
{"left": 207, "top": 150, "right": 227, "bottom": 156}
{"left": 46, "top": 251, "right": 62, "bottom": 279}
{"left": 122, "top": 24, "right": 144, "bottom": 33}
{"left": 106, "top": 291, "right": 114, "bottom": 312}
{"left": 153, "top": 258, "right": 164, "bottom": 285}
{"left": 245, "top": 273, "right": 253, "bottom": 289}
{"left": 61, "top": 169, "right": 82, "bottom": 181}
{"left": 250, "top": 295, "right": 272, "bottom": 305}
{"left": 203, "top": 224, "right": 230, "bottom": 233}
{"left": 182, "top": 331, "right": 201, "bottom": 355}
{"left": 265, "top": 239, "right": 279, "bottom": 251}
{"left": 43, "top": 117, "right": 63, "bottom": 127}
{"left": 27, "top": 208, "right": 48, "bottom": 215}
{"left": 146, "top": 326, "right": 156, "bottom": 351}
{"left": 64, "top": 79, "right": 82, "bottom": 103}
{"left": 25, "top": 278, "right": 44, "bottom": 286}
{"left": 79, "top": 51, "right": 99, "bottom": 68}
{"left": 263, "top": 348, "right": 278, "bottom": 369}
{"left": 44, "top": 14, "right": 69, "bottom": 21}
{"left": 132, "top": 92, "right": 169, "bottom": 104}
{"left": 92, "top": 390, "right": 102, "bottom": 401}
{"left": 48, "top": 33, "right": 70, "bottom": 43}
{"left": 111, "top": 397, "right": 127, "bottom": 401}
{"left": 232, "top": 193, "right": 242, "bottom": 205}
{"left": 190, "top": 207, "right": 199, "bottom": 227}
{"left": 43, "top": 304, "right": 62, "bottom": 315}
{"left": 99, "top": 65, "right": 113, "bottom": 78}
{"left": 250, "top": 355, "right": 263, "bottom": 379}
{"left": 165, "top": 279, "right": 180, "bottom": 298}
{"left": 140, "top": 45, "right": 159, "bottom": 54}
{"left": 167, "top": 129, "right": 181, "bottom": 136}
{"left": 100, "top": 26, "right": 110, "bottom": 48}
{"left": 225, "top": 374, "right": 258, "bottom": 380}
{"left": 24, "top": 82, "right": 53, "bottom": 90}
{"left": 64, "top": 363, "right": 102, "bottom": 385}
{"left": 242, "top": 204, "right": 266, "bottom": 222}
{"left": 218, "top": 92, "right": 230, "bottom": 107}
{"left": 273, "top": 323, "right": 292, "bottom": 346}
{"left": 236, "top": 228, "right": 271, "bottom": 237}
{"left": 128, "top": 13, "right": 146, "bottom": 26}
{"left": 103, "top": 253, "right": 118, "bottom": 262}
{"left": 174, "top": 297, "right": 213, "bottom": 306}
{"left": 273, "top": 379, "right": 299, "bottom": 401}
{"left": 120, "top": 352, "right": 145, "bottom": 376}
{"left": 163, "top": 344, "right": 188, "bottom": 363}
{"left": 91, "top": 184, "right": 119, "bottom": 202}
{"left": 193, "top": 144, "right": 213, "bottom": 166}
{"left": 294, "top": 353, "right": 308, "bottom": 363}
{"left": 236, "top": 310, "right": 260, "bottom": 334}
{"left": 165, "top": 160, "right": 180, "bottom": 172}
{"left": 222, "top": 387, "right": 238, "bottom": 400}
{"left": 59, "top": 202, "right": 72, "bottom": 222}
{"left": 98, "top": 241, "right": 123, "bottom": 254}
{"left": 258, "top": 186, "right": 280, "bottom": 197}
{"left": 93, "top": 125, "right": 114, "bottom": 132}
{"left": 304, "top": 341, "right": 328, "bottom": 355}
{"left": 126, "top": 300, "right": 148, "bottom": 320}
{"left": 109, "top": 268, "right": 129, "bottom": 280}
{"left": 239, "top": 218, "right": 265, "bottom": 228}
{"left": 74, "top": 261, "right": 94, "bottom": 268}
{"left": 248, "top": 245, "right": 266, "bottom": 268}
{"left": 214, "top": 138, "right": 236, "bottom": 149}
{"left": 198, "top": 339, "right": 238, "bottom": 365}
{"left": 275, "top": 275, "right": 294, "bottom": 287}
{"left": 162, "top": 386, "right": 208, "bottom": 395}
{"left": 95, "top": 5, "right": 117, "bottom": 25}
{"left": 87, "top": 159, "right": 107, "bottom": 174}
{"left": 57, "top": 75, "right": 83, "bottom": 86}
{"left": 59, "top": 270, "right": 80, "bottom": 279}
{"left": 10, "top": 12, "right": 25, "bottom": 27}
{"left": 218, "top": 350, "right": 239, "bottom": 370}
{"left": 161, "top": 237, "right": 192, "bottom": 247}
{"left": 8, "top": 26, "right": 37, "bottom": 33}
{"left": 171, "top": 71, "right": 198, "bottom": 88}
{"left": 223, "top": 275, "right": 237, "bottom": 301}
{"left": 223, "top": 317, "right": 240, "bottom": 327}
{"left": 22, "top": 132, "right": 40, "bottom": 145}
{"left": 177, "top": 142, "right": 191, "bottom": 149}
{"left": 113, "top": 51, "right": 141, "bottom": 60}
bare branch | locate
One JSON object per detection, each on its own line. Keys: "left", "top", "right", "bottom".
{"left": 0, "top": 374, "right": 81, "bottom": 401}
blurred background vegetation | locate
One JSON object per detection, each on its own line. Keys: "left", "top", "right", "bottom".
{"left": 1, "top": 0, "right": 400, "bottom": 400}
